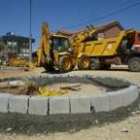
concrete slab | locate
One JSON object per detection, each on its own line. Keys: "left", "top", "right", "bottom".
{"left": 28, "top": 96, "right": 48, "bottom": 115}
{"left": 49, "top": 97, "right": 70, "bottom": 114}
{"left": 123, "top": 85, "right": 139, "bottom": 106}
{"left": 70, "top": 96, "right": 91, "bottom": 114}
{"left": 0, "top": 93, "right": 12, "bottom": 113}
{"left": 107, "top": 90, "right": 125, "bottom": 110}
{"left": 9, "top": 95, "right": 29, "bottom": 114}
{"left": 91, "top": 94, "right": 109, "bottom": 112}
{"left": 138, "top": 103, "right": 140, "bottom": 110}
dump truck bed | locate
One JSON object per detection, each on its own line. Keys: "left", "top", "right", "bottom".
{"left": 78, "top": 30, "right": 135, "bottom": 57}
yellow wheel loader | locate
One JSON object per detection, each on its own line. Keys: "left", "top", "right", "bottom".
{"left": 37, "top": 23, "right": 98, "bottom": 72}
{"left": 37, "top": 23, "right": 74, "bottom": 72}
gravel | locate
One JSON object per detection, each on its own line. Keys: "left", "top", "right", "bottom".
{"left": 0, "top": 67, "right": 140, "bottom": 140}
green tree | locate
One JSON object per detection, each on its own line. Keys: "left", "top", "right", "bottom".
{"left": 0, "top": 42, "right": 6, "bottom": 52}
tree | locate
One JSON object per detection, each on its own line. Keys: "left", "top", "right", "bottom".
{"left": 0, "top": 42, "right": 6, "bottom": 52}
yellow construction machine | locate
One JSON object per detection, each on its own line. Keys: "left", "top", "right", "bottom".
{"left": 37, "top": 23, "right": 96, "bottom": 72}
{"left": 37, "top": 23, "right": 74, "bottom": 72}
{"left": 37, "top": 22, "right": 140, "bottom": 72}
{"left": 76, "top": 29, "right": 140, "bottom": 72}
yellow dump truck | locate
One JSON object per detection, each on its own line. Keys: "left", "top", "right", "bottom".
{"left": 75, "top": 29, "right": 140, "bottom": 72}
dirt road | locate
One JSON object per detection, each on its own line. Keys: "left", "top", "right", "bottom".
{"left": 0, "top": 67, "right": 140, "bottom": 140}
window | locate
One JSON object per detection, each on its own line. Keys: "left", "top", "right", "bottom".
{"left": 8, "top": 41, "right": 17, "bottom": 47}
{"left": 26, "top": 49, "right": 29, "bottom": 53}
{"left": 137, "top": 33, "right": 140, "bottom": 41}
{"left": 13, "top": 42, "right": 17, "bottom": 45}
{"left": 8, "top": 41, "right": 12, "bottom": 46}
{"left": 23, "top": 49, "right": 26, "bottom": 53}
{"left": 23, "top": 54, "right": 29, "bottom": 56}
{"left": 51, "top": 37, "right": 70, "bottom": 52}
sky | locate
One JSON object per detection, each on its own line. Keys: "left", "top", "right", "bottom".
{"left": 0, "top": 0, "right": 140, "bottom": 51}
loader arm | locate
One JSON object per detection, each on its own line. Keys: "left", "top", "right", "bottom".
{"left": 70, "top": 28, "right": 96, "bottom": 61}
{"left": 37, "top": 23, "right": 51, "bottom": 66}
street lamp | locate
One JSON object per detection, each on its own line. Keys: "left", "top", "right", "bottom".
{"left": 29, "top": 0, "right": 32, "bottom": 62}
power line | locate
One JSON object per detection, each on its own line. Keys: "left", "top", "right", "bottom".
{"left": 61, "top": 0, "right": 128, "bottom": 28}
{"left": 63, "top": 0, "right": 140, "bottom": 30}
{"left": 29, "top": 0, "right": 32, "bottom": 62}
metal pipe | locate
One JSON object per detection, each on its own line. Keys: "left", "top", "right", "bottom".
{"left": 29, "top": 0, "right": 32, "bottom": 62}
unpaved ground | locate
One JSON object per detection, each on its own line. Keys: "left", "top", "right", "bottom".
{"left": 45, "top": 82, "right": 106, "bottom": 96}
{"left": 0, "top": 66, "right": 140, "bottom": 140}
{"left": 0, "top": 78, "right": 106, "bottom": 96}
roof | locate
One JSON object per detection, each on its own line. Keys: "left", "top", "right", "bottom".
{"left": 0, "top": 34, "right": 35, "bottom": 43}
{"left": 54, "top": 21, "right": 124, "bottom": 37}
{"left": 52, "top": 34, "right": 69, "bottom": 39}
{"left": 55, "top": 30, "right": 79, "bottom": 37}
{"left": 94, "top": 20, "right": 124, "bottom": 31}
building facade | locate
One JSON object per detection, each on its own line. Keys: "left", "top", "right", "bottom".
{"left": 0, "top": 32, "right": 35, "bottom": 60}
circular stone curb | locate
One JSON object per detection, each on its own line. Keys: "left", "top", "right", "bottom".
{"left": 0, "top": 75, "right": 139, "bottom": 115}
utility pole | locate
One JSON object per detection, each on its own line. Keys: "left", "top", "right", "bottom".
{"left": 29, "top": 0, "right": 32, "bottom": 62}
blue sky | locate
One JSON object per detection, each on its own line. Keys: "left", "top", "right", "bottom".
{"left": 0, "top": 0, "right": 140, "bottom": 51}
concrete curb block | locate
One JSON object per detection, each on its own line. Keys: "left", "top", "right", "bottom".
{"left": 28, "top": 96, "right": 49, "bottom": 115}
{"left": 123, "top": 85, "right": 139, "bottom": 106}
{"left": 0, "top": 75, "right": 139, "bottom": 115}
{"left": 0, "top": 93, "right": 13, "bottom": 113}
{"left": 9, "top": 95, "right": 29, "bottom": 114}
{"left": 107, "top": 90, "right": 125, "bottom": 111}
{"left": 91, "top": 94, "right": 109, "bottom": 112}
{"left": 70, "top": 96, "right": 91, "bottom": 114}
{"left": 49, "top": 97, "right": 70, "bottom": 114}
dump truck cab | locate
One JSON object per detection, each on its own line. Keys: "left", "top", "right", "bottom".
{"left": 121, "top": 30, "right": 140, "bottom": 71}
{"left": 120, "top": 30, "right": 140, "bottom": 53}
{"left": 131, "top": 31, "right": 140, "bottom": 52}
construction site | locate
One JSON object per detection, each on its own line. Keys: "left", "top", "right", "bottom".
{"left": 0, "top": 0, "right": 140, "bottom": 140}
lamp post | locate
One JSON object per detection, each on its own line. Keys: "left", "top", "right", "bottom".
{"left": 29, "top": 0, "right": 32, "bottom": 62}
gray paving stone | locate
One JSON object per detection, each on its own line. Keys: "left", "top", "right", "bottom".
{"left": 27, "top": 75, "right": 33, "bottom": 80}
{"left": 91, "top": 94, "right": 109, "bottom": 112}
{"left": 138, "top": 103, "right": 140, "bottom": 110}
{"left": 0, "top": 93, "right": 12, "bottom": 113}
{"left": 29, "top": 96, "right": 48, "bottom": 115}
{"left": 49, "top": 97, "right": 70, "bottom": 114}
{"left": 107, "top": 90, "right": 125, "bottom": 110}
{"left": 123, "top": 85, "right": 139, "bottom": 106}
{"left": 9, "top": 95, "right": 29, "bottom": 114}
{"left": 70, "top": 96, "right": 91, "bottom": 114}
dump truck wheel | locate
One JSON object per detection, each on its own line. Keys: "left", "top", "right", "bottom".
{"left": 59, "top": 56, "right": 72, "bottom": 72}
{"left": 78, "top": 55, "right": 90, "bottom": 70}
{"left": 90, "top": 58, "right": 101, "bottom": 70}
{"left": 128, "top": 57, "right": 140, "bottom": 72}
{"left": 100, "top": 64, "right": 111, "bottom": 70}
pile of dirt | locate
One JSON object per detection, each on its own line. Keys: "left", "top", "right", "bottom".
{"left": 0, "top": 80, "right": 39, "bottom": 96}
